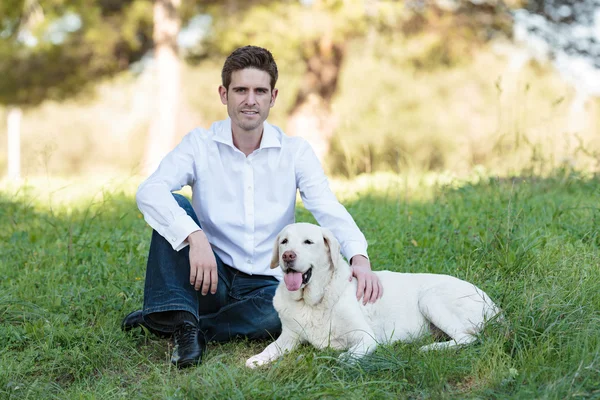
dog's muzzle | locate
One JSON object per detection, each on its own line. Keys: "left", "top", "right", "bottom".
{"left": 302, "top": 267, "right": 313, "bottom": 285}
{"left": 284, "top": 266, "right": 313, "bottom": 285}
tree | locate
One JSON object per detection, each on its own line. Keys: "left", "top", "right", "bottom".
{"left": 0, "top": 0, "right": 153, "bottom": 178}
{"left": 142, "top": 0, "right": 246, "bottom": 175}
{"left": 0, "top": 0, "right": 239, "bottom": 178}
{"left": 0, "top": 0, "right": 153, "bottom": 106}
{"left": 143, "top": 0, "right": 182, "bottom": 175}
{"left": 513, "top": 0, "right": 600, "bottom": 136}
{"left": 203, "top": 0, "right": 370, "bottom": 162}
{"left": 194, "top": 0, "right": 515, "bottom": 166}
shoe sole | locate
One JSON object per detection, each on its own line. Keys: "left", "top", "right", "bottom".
{"left": 173, "top": 358, "right": 202, "bottom": 369}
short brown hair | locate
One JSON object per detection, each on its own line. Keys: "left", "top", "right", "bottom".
{"left": 221, "top": 46, "right": 278, "bottom": 90}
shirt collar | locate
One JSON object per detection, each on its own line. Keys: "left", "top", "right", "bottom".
{"left": 259, "top": 121, "right": 282, "bottom": 149}
{"left": 213, "top": 118, "right": 282, "bottom": 150}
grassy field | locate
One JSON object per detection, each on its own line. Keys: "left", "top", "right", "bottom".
{"left": 1, "top": 171, "right": 599, "bottom": 399}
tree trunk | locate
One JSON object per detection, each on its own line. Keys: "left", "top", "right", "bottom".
{"left": 143, "top": 0, "right": 182, "bottom": 175}
{"left": 287, "top": 95, "right": 338, "bottom": 164}
{"left": 568, "top": 89, "right": 588, "bottom": 136}
{"left": 7, "top": 107, "right": 22, "bottom": 181}
{"left": 286, "top": 38, "right": 345, "bottom": 165}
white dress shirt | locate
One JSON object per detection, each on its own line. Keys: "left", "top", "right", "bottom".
{"left": 136, "top": 118, "right": 368, "bottom": 279}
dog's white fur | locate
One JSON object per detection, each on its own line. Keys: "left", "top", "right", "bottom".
{"left": 246, "top": 223, "right": 501, "bottom": 368}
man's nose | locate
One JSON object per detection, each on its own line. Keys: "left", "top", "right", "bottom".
{"left": 245, "top": 91, "right": 257, "bottom": 105}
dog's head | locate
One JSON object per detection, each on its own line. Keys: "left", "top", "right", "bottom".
{"left": 271, "top": 223, "right": 341, "bottom": 292}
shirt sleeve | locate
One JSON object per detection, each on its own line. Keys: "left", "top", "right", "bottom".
{"left": 295, "top": 139, "right": 369, "bottom": 261}
{"left": 136, "top": 130, "right": 202, "bottom": 251}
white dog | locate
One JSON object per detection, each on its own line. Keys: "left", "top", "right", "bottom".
{"left": 246, "top": 223, "right": 501, "bottom": 368}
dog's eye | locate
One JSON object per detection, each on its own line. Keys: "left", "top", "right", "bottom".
{"left": 281, "top": 239, "right": 288, "bottom": 244}
{"left": 304, "top": 239, "right": 314, "bottom": 245}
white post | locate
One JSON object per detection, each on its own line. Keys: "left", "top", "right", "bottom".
{"left": 7, "top": 106, "right": 22, "bottom": 181}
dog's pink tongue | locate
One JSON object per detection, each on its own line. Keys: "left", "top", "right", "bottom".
{"left": 284, "top": 272, "right": 303, "bottom": 291}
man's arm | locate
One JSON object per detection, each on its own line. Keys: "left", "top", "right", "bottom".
{"left": 137, "top": 130, "right": 218, "bottom": 293}
{"left": 294, "top": 139, "right": 382, "bottom": 303}
{"left": 136, "top": 130, "right": 202, "bottom": 251}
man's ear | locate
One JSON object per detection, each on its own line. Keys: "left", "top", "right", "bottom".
{"left": 322, "top": 227, "right": 341, "bottom": 270}
{"left": 218, "top": 85, "right": 228, "bottom": 105}
{"left": 270, "top": 233, "right": 281, "bottom": 269}
{"left": 270, "top": 88, "right": 279, "bottom": 107}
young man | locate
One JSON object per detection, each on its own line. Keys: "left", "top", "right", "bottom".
{"left": 122, "top": 45, "right": 382, "bottom": 368}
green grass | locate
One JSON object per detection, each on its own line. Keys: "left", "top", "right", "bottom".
{"left": 1, "top": 172, "right": 599, "bottom": 399}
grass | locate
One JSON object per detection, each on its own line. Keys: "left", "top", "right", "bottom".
{"left": 1, "top": 171, "right": 599, "bottom": 399}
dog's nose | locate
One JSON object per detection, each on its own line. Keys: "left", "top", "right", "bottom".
{"left": 282, "top": 250, "right": 296, "bottom": 263}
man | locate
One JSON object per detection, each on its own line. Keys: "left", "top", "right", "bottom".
{"left": 122, "top": 45, "right": 382, "bottom": 368}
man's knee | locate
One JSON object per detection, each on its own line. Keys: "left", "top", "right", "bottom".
{"left": 252, "top": 303, "right": 281, "bottom": 340}
{"left": 251, "top": 287, "right": 282, "bottom": 339}
{"left": 263, "top": 309, "right": 282, "bottom": 335}
{"left": 172, "top": 193, "right": 201, "bottom": 227}
{"left": 172, "top": 193, "right": 192, "bottom": 212}
{"left": 260, "top": 317, "right": 281, "bottom": 340}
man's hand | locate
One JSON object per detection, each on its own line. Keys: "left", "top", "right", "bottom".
{"left": 349, "top": 255, "right": 383, "bottom": 305}
{"left": 187, "top": 230, "right": 218, "bottom": 295}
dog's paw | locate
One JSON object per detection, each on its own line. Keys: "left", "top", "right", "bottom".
{"left": 338, "top": 351, "right": 360, "bottom": 364}
{"left": 245, "top": 355, "right": 269, "bottom": 369}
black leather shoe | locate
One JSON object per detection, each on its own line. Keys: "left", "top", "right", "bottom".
{"left": 121, "top": 310, "right": 169, "bottom": 338}
{"left": 171, "top": 322, "right": 205, "bottom": 368}
{"left": 121, "top": 310, "right": 145, "bottom": 331}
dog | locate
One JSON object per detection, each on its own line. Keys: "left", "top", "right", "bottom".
{"left": 246, "top": 223, "right": 501, "bottom": 368}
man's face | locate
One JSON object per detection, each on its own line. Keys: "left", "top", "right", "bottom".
{"left": 219, "top": 68, "right": 278, "bottom": 132}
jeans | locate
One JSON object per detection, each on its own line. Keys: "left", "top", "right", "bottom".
{"left": 141, "top": 193, "right": 282, "bottom": 342}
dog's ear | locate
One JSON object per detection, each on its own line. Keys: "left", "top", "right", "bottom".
{"left": 321, "top": 227, "right": 341, "bottom": 270}
{"left": 270, "top": 232, "right": 281, "bottom": 269}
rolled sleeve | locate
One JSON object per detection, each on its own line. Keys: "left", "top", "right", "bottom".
{"left": 140, "top": 205, "right": 202, "bottom": 251}
{"left": 342, "top": 241, "right": 369, "bottom": 262}
{"left": 165, "top": 214, "right": 202, "bottom": 251}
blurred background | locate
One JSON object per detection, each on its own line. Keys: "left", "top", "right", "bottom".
{"left": 0, "top": 0, "right": 599, "bottom": 180}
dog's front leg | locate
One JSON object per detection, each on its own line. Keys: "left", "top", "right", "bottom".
{"left": 246, "top": 329, "right": 300, "bottom": 368}
{"left": 339, "top": 334, "right": 377, "bottom": 363}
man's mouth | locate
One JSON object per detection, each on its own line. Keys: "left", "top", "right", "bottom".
{"left": 241, "top": 110, "right": 258, "bottom": 116}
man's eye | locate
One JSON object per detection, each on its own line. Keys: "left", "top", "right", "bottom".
{"left": 281, "top": 239, "right": 288, "bottom": 244}
{"left": 304, "top": 240, "right": 314, "bottom": 245}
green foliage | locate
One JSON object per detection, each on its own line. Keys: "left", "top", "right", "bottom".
{"left": 1, "top": 172, "right": 599, "bottom": 398}
{"left": 201, "top": 0, "right": 369, "bottom": 68}
{"left": 327, "top": 37, "right": 600, "bottom": 177}
{"left": 201, "top": 0, "right": 511, "bottom": 67}
{"left": 0, "top": 0, "right": 153, "bottom": 106}
{"left": 2, "top": 0, "right": 599, "bottom": 178}
{"left": 2, "top": 40, "right": 597, "bottom": 177}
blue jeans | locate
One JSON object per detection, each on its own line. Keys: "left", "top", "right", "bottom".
{"left": 141, "top": 193, "right": 281, "bottom": 342}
